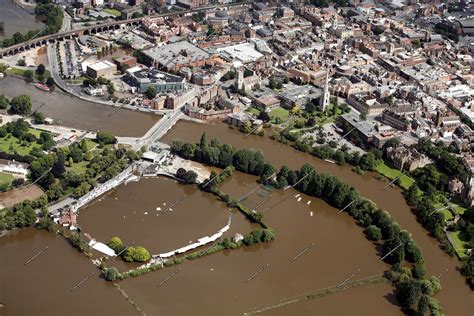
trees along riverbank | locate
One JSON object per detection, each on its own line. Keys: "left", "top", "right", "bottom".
{"left": 271, "top": 118, "right": 473, "bottom": 288}
{"left": 170, "top": 133, "right": 443, "bottom": 315}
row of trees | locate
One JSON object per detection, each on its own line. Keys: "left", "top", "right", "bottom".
{"left": 170, "top": 135, "right": 442, "bottom": 314}
{"left": 171, "top": 133, "right": 276, "bottom": 180}
{"left": 274, "top": 163, "right": 442, "bottom": 314}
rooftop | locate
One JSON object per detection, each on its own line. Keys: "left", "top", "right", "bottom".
{"left": 143, "top": 41, "right": 211, "bottom": 68}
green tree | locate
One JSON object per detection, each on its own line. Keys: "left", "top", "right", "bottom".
{"left": 95, "top": 131, "right": 117, "bottom": 145}
{"left": 32, "top": 111, "right": 45, "bottom": 124}
{"left": 105, "top": 267, "right": 120, "bottom": 281}
{"left": 24, "top": 70, "right": 34, "bottom": 82}
{"left": 366, "top": 225, "right": 382, "bottom": 241}
{"left": 9, "top": 95, "right": 32, "bottom": 116}
{"left": 0, "top": 95, "right": 9, "bottom": 109}
{"left": 145, "top": 86, "right": 157, "bottom": 99}
{"left": 108, "top": 237, "right": 125, "bottom": 254}
{"left": 36, "top": 64, "right": 46, "bottom": 75}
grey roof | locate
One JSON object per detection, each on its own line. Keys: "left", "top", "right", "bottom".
{"left": 143, "top": 41, "right": 211, "bottom": 68}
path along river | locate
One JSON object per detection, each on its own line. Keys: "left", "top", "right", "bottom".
{"left": 162, "top": 120, "right": 474, "bottom": 315}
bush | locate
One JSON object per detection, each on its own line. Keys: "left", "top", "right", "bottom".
{"left": 366, "top": 225, "right": 382, "bottom": 241}
{"left": 105, "top": 267, "right": 119, "bottom": 281}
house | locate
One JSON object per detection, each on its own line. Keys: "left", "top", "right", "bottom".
{"left": 386, "top": 146, "right": 431, "bottom": 172}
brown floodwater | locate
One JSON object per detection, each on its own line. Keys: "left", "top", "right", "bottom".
{"left": 0, "top": 77, "right": 159, "bottom": 137}
{"left": 263, "top": 281, "right": 401, "bottom": 316}
{"left": 117, "top": 172, "right": 397, "bottom": 315}
{"left": 0, "top": 228, "right": 137, "bottom": 316}
{"left": 162, "top": 120, "right": 474, "bottom": 315}
{"left": 78, "top": 176, "right": 254, "bottom": 256}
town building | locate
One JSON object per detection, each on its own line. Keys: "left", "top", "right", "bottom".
{"left": 86, "top": 60, "right": 117, "bottom": 78}
{"left": 125, "top": 67, "right": 185, "bottom": 93}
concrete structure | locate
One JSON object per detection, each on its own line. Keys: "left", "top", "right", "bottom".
{"left": 86, "top": 60, "right": 117, "bottom": 78}
{"left": 142, "top": 41, "right": 214, "bottom": 71}
{"left": 125, "top": 67, "right": 185, "bottom": 93}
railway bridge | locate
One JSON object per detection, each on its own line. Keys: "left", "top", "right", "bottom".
{"left": 0, "top": 1, "right": 251, "bottom": 58}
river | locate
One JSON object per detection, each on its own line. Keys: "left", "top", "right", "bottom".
{"left": 0, "top": 0, "right": 44, "bottom": 39}
{"left": 0, "top": 77, "right": 159, "bottom": 137}
{"left": 0, "top": 228, "right": 137, "bottom": 316}
{"left": 113, "top": 172, "right": 398, "bottom": 315}
{"left": 78, "top": 176, "right": 254, "bottom": 256}
{"left": 162, "top": 120, "right": 474, "bottom": 315}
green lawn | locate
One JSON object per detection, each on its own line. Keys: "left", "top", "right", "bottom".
{"left": 0, "top": 131, "right": 43, "bottom": 156}
{"left": 104, "top": 8, "right": 121, "bottom": 17}
{"left": 0, "top": 172, "right": 14, "bottom": 187}
{"left": 375, "top": 161, "right": 416, "bottom": 191}
{"left": 439, "top": 209, "right": 453, "bottom": 221}
{"left": 67, "top": 160, "right": 89, "bottom": 175}
{"left": 270, "top": 106, "right": 289, "bottom": 122}
{"left": 246, "top": 107, "right": 261, "bottom": 117}
{"left": 448, "top": 231, "right": 469, "bottom": 259}
{"left": 83, "top": 139, "right": 98, "bottom": 152}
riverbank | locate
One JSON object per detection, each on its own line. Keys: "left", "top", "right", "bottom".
{"left": 162, "top": 121, "right": 474, "bottom": 315}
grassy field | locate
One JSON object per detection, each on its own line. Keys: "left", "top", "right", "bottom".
{"left": 375, "top": 161, "right": 416, "bottom": 191}
{"left": 246, "top": 107, "right": 261, "bottom": 117}
{"left": 83, "top": 139, "right": 98, "bottom": 152}
{"left": 67, "top": 160, "right": 89, "bottom": 175}
{"left": 6, "top": 67, "right": 51, "bottom": 80}
{"left": 0, "top": 172, "right": 14, "bottom": 187}
{"left": 448, "top": 231, "right": 469, "bottom": 259}
{"left": 270, "top": 107, "right": 289, "bottom": 122}
{"left": 0, "top": 129, "right": 44, "bottom": 156}
{"left": 104, "top": 8, "right": 121, "bottom": 17}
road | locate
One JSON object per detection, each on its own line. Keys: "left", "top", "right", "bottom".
{"left": 60, "top": 9, "right": 72, "bottom": 33}
{"left": 117, "top": 108, "right": 183, "bottom": 150}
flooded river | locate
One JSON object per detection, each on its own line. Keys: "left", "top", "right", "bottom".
{"left": 0, "top": 77, "right": 159, "bottom": 137}
{"left": 0, "top": 228, "right": 136, "bottom": 316}
{"left": 112, "top": 172, "right": 398, "bottom": 315}
{"left": 0, "top": 118, "right": 472, "bottom": 315}
{"left": 162, "top": 120, "right": 474, "bottom": 315}
{"left": 0, "top": 0, "right": 44, "bottom": 39}
{"left": 78, "top": 176, "right": 254, "bottom": 256}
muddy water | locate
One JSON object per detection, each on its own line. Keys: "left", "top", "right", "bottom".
{"left": 263, "top": 281, "right": 401, "bottom": 316}
{"left": 78, "top": 176, "right": 253, "bottom": 255}
{"left": 0, "top": 228, "right": 136, "bottom": 316}
{"left": 0, "top": 0, "right": 44, "bottom": 39}
{"left": 162, "top": 120, "right": 474, "bottom": 314}
{"left": 0, "top": 77, "right": 159, "bottom": 137}
{"left": 118, "top": 172, "right": 397, "bottom": 315}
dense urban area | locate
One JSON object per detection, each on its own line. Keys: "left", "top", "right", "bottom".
{"left": 0, "top": 0, "right": 473, "bottom": 315}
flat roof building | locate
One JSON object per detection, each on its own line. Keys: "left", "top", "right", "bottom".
{"left": 142, "top": 41, "right": 213, "bottom": 71}
{"left": 125, "top": 67, "right": 185, "bottom": 93}
{"left": 86, "top": 60, "right": 117, "bottom": 78}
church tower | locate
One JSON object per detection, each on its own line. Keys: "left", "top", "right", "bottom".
{"left": 321, "top": 70, "right": 331, "bottom": 113}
